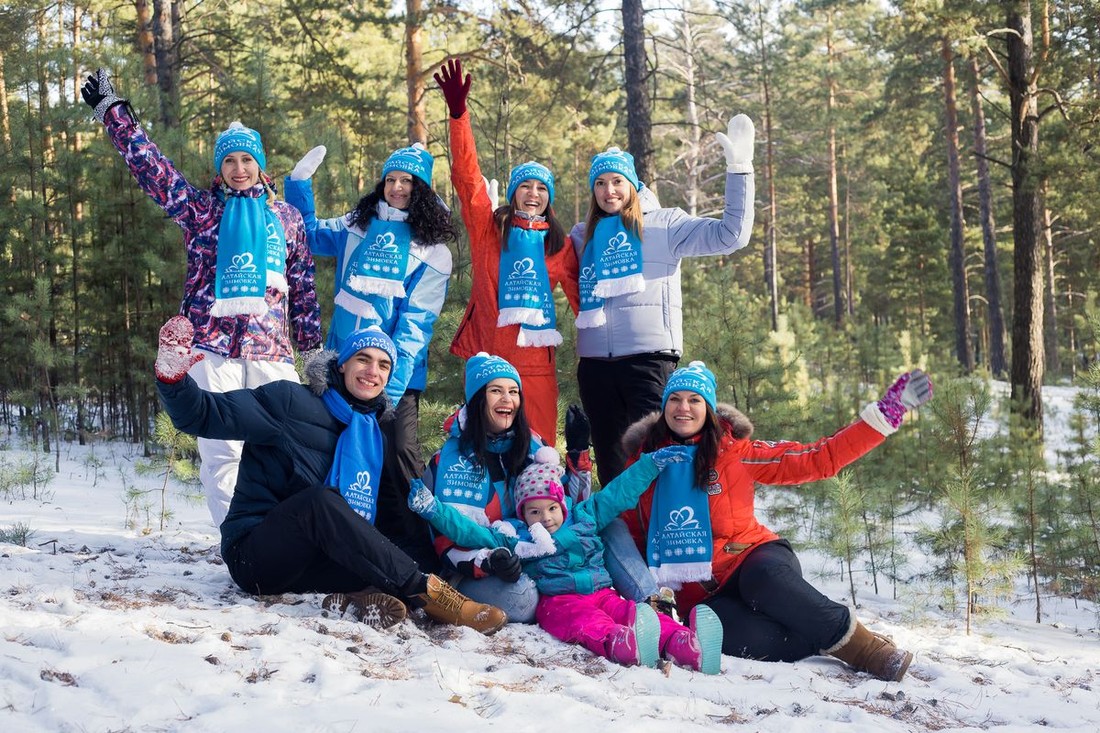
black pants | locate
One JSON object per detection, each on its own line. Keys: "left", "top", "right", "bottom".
{"left": 394, "top": 389, "right": 424, "bottom": 466}
{"left": 224, "top": 485, "right": 426, "bottom": 599}
{"left": 701, "top": 540, "right": 851, "bottom": 662}
{"left": 578, "top": 354, "right": 678, "bottom": 486}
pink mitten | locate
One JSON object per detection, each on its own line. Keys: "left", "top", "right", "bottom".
{"left": 155, "top": 316, "right": 204, "bottom": 383}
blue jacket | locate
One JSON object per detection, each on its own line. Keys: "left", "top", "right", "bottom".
{"left": 284, "top": 177, "right": 452, "bottom": 402}
{"left": 156, "top": 353, "right": 432, "bottom": 565}
{"left": 416, "top": 454, "right": 660, "bottom": 596}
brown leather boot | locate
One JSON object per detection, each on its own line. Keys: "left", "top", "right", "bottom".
{"left": 410, "top": 574, "right": 507, "bottom": 635}
{"left": 824, "top": 618, "right": 913, "bottom": 681}
{"left": 321, "top": 589, "right": 407, "bottom": 630}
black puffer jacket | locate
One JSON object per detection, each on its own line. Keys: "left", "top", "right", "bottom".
{"left": 156, "top": 352, "right": 434, "bottom": 567}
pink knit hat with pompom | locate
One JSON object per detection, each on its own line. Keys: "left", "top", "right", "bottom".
{"left": 514, "top": 446, "right": 567, "bottom": 522}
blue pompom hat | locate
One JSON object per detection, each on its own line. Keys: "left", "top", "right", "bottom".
{"left": 381, "top": 142, "right": 435, "bottom": 187}
{"left": 662, "top": 360, "right": 717, "bottom": 411}
{"left": 588, "top": 147, "right": 641, "bottom": 192}
{"left": 214, "top": 121, "right": 267, "bottom": 173}
{"left": 465, "top": 352, "right": 522, "bottom": 402}
{"left": 506, "top": 161, "right": 556, "bottom": 206}
{"left": 338, "top": 326, "right": 398, "bottom": 368}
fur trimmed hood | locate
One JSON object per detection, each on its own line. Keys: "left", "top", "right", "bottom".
{"left": 305, "top": 350, "right": 338, "bottom": 397}
{"left": 621, "top": 402, "right": 754, "bottom": 457}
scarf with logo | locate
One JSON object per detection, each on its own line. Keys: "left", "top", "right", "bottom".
{"left": 211, "top": 184, "right": 287, "bottom": 317}
{"left": 645, "top": 444, "right": 714, "bottom": 588}
{"left": 322, "top": 387, "right": 385, "bottom": 524}
{"left": 497, "top": 215, "right": 561, "bottom": 347}
{"left": 336, "top": 204, "right": 413, "bottom": 320}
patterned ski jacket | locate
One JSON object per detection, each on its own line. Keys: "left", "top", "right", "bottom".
{"left": 620, "top": 403, "right": 889, "bottom": 615}
{"left": 447, "top": 111, "right": 580, "bottom": 377}
{"left": 283, "top": 177, "right": 452, "bottom": 402}
{"left": 103, "top": 105, "right": 321, "bottom": 362}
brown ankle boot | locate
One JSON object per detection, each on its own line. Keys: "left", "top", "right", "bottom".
{"left": 411, "top": 574, "right": 507, "bottom": 635}
{"left": 321, "top": 589, "right": 407, "bottom": 630}
{"left": 824, "top": 618, "right": 913, "bottom": 681}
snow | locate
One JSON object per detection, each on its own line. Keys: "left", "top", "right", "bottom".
{"left": 2, "top": 385, "right": 1099, "bottom": 732}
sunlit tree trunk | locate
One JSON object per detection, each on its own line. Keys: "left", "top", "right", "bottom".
{"left": 622, "top": 0, "right": 653, "bottom": 184}
{"left": 1005, "top": 0, "right": 1044, "bottom": 432}
{"left": 405, "top": 0, "right": 427, "bottom": 144}
{"left": 969, "top": 55, "right": 1007, "bottom": 377}
{"left": 943, "top": 38, "right": 974, "bottom": 371}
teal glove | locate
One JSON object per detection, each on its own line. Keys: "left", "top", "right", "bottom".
{"left": 648, "top": 445, "right": 693, "bottom": 471}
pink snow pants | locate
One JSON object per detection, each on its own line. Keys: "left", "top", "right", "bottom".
{"left": 536, "top": 587, "right": 683, "bottom": 660}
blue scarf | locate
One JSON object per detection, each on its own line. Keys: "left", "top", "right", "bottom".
{"left": 211, "top": 186, "right": 287, "bottom": 317}
{"left": 645, "top": 445, "right": 714, "bottom": 588}
{"left": 588, "top": 214, "right": 645, "bottom": 298}
{"left": 497, "top": 216, "right": 561, "bottom": 347}
{"left": 342, "top": 207, "right": 413, "bottom": 304}
{"left": 434, "top": 419, "right": 542, "bottom": 525}
{"left": 322, "top": 388, "right": 385, "bottom": 524}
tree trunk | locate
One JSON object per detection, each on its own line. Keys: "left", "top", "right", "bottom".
{"left": 1041, "top": 180, "right": 1060, "bottom": 374}
{"left": 943, "top": 38, "right": 974, "bottom": 372}
{"left": 680, "top": 11, "right": 700, "bottom": 216}
{"left": 405, "top": 0, "right": 427, "bottom": 144}
{"left": 825, "top": 13, "right": 843, "bottom": 326}
{"left": 969, "top": 55, "right": 1007, "bottom": 377}
{"left": 1005, "top": 1, "right": 1045, "bottom": 432}
{"left": 622, "top": 0, "right": 653, "bottom": 184}
{"left": 757, "top": 0, "right": 779, "bottom": 331}
{"left": 152, "top": 0, "right": 179, "bottom": 128}
{"left": 135, "top": 0, "right": 158, "bottom": 86}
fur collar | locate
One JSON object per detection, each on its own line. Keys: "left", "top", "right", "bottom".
{"left": 621, "top": 402, "right": 753, "bottom": 456}
{"left": 305, "top": 350, "right": 337, "bottom": 397}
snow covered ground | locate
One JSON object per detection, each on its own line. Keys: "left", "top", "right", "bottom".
{"left": 1, "top": 385, "right": 1098, "bottom": 732}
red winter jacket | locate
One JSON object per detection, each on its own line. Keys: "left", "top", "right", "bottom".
{"left": 621, "top": 404, "right": 887, "bottom": 615}
{"left": 447, "top": 112, "right": 580, "bottom": 376}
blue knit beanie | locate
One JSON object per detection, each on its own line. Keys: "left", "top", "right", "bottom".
{"left": 381, "top": 142, "right": 435, "bottom": 187}
{"left": 465, "top": 352, "right": 522, "bottom": 402}
{"left": 214, "top": 121, "right": 267, "bottom": 173}
{"left": 588, "top": 147, "right": 641, "bottom": 192}
{"left": 506, "top": 162, "right": 555, "bottom": 206}
{"left": 662, "top": 361, "right": 717, "bottom": 411}
{"left": 338, "top": 326, "right": 398, "bottom": 368}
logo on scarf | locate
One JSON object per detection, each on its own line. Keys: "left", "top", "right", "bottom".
{"left": 440, "top": 455, "right": 487, "bottom": 503}
{"left": 659, "top": 505, "right": 711, "bottom": 559}
{"left": 502, "top": 257, "right": 542, "bottom": 306}
{"left": 221, "top": 252, "right": 262, "bottom": 295}
{"left": 345, "top": 470, "right": 377, "bottom": 521}
{"left": 266, "top": 222, "right": 284, "bottom": 267}
{"left": 600, "top": 232, "right": 639, "bottom": 276}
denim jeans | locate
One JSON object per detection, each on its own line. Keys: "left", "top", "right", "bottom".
{"left": 453, "top": 573, "right": 540, "bottom": 624}
{"left": 600, "top": 518, "right": 658, "bottom": 602}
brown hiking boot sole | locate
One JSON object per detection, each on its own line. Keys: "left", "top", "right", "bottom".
{"left": 321, "top": 591, "right": 408, "bottom": 630}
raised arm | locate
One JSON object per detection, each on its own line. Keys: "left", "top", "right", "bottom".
{"left": 666, "top": 114, "right": 756, "bottom": 259}
{"left": 587, "top": 446, "right": 691, "bottom": 529}
{"left": 284, "top": 147, "right": 351, "bottom": 258}
{"left": 83, "top": 69, "right": 208, "bottom": 232}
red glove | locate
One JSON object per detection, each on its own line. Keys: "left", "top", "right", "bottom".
{"left": 434, "top": 57, "right": 471, "bottom": 119}
{"left": 155, "top": 316, "right": 204, "bottom": 384}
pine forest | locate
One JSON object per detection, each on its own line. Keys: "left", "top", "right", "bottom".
{"left": 2, "top": 0, "right": 1100, "bottom": 620}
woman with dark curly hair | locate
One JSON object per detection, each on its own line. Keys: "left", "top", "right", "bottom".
{"left": 284, "top": 142, "right": 456, "bottom": 459}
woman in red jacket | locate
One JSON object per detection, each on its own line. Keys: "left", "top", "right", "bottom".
{"left": 621, "top": 361, "right": 932, "bottom": 681}
{"left": 435, "top": 58, "right": 580, "bottom": 445}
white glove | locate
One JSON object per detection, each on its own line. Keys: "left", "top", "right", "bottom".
{"left": 514, "top": 521, "right": 556, "bottom": 559}
{"left": 290, "top": 145, "right": 327, "bottom": 181}
{"left": 482, "top": 176, "right": 500, "bottom": 207}
{"left": 714, "top": 114, "right": 755, "bottom": 174}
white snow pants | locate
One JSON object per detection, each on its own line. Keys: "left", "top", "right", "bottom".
{"left": 188, "top": 352, "right": 300, "bottom": 528}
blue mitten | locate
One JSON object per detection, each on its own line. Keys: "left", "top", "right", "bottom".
{"left": 648, "top": 445, "right": 694, "bottom": 471}
{"left": 407, "top": 479, "right": 438, "bottom": 518}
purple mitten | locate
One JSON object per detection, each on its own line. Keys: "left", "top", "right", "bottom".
{"left": 876, "top": 370, "right": 933, "bottom": 429}
{"left": 155, "top": 316, "right": 204, "bottom": 384}
{"left": 434, "top": 58, "right": 471, "bottom": 119}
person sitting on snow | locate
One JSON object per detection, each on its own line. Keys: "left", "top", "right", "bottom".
{"left": 153, "top": 316, "right": 505, "bottom": 634}
{"left": 409, "top": 445, "right": 725, "bottom": 674}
